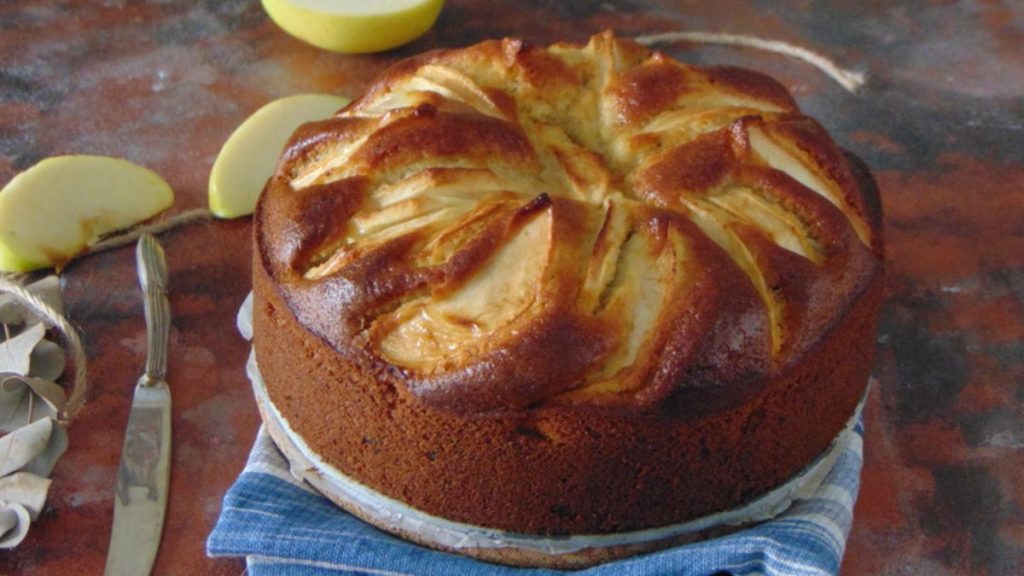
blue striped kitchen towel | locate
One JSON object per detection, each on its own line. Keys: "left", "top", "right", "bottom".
{"left": 207, "top": 414, "right": 864, "bottom": 576}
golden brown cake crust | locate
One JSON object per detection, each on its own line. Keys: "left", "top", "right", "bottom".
{"left": 252, "top": 31, "right": 884, "bottom": 539}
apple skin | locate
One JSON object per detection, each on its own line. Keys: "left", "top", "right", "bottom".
{"left": 0, "top": 155, "right": 174, "bottom": 273}
{"left": 208, "top": 94, "right": 350, "bottom": 219}
{"left": 0, "top": 239, "right": 41, "bottom": 273}
{"left": 261, "top": 0, "right": 444, "bottom": 54}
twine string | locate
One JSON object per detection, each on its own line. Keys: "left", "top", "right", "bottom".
{"left": 87, "top": 207, "right": 212, "bottom": 255}
{"left": 0, "top": 278, "right": 87, "bottom": 424}
{"left": 634, "top": 31, "right": 866, "bottom": 93}
{"left": 0, "top": 208, "right": 212, "bottom": 424}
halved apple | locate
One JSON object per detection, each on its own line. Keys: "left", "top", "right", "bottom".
{"left": 0, "top": 156, "right": 174, "bottom": 272}
{"left": 261, "top": 0, "right": 444, "bottom": 54}
{"left": 208, "top": 93, "right": 350, "bottom": 219}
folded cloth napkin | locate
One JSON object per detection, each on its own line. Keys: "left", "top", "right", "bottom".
{"left": 207, "top": 412, "right": 864, "bottom": 576}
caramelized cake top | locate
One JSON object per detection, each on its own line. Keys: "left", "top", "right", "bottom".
{"left": 256, "top": 31, "right": 882, "bottom": 414}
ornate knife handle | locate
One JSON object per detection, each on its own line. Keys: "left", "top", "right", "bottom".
{"left": 136, "top": 234, "right": 169, "bottom": 387}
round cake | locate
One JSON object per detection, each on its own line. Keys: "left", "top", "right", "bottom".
{"left": 252, "top": 31, "right": 884, "bottom": 566}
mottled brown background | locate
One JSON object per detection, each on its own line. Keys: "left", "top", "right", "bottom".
{"left": 0, "top": 1, "right": 1021, "bottom": 574}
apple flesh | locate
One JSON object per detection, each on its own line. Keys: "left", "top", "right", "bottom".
{"left": 0, "top": 155, "right": 174, "bottom": 272}
{"left": 261, "top": 0, "right": 444, "bottom": 54}
{"left": 208, "top": 93, "right": 349, "bottom": 219}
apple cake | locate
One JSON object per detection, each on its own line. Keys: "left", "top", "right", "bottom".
{"left": 251, "top": 31, "right": 883, "bottom": 566}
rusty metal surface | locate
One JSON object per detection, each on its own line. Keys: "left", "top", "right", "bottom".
{"left": 0, "top": 1, "right": 1021, "bottom": 574}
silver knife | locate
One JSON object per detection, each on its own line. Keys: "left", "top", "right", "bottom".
{"left": 104, "top": 233, "right": 172, "bottom": 576}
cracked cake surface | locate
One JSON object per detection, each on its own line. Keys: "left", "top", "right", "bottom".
{"left": 252, "top": 31, "right": 883, "bottom": 562}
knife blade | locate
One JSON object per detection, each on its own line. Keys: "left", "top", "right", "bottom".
{"left": 104, "top": 233, "right": 172, "bottom": 576}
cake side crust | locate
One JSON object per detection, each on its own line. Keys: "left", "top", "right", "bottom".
{"left": 252, "top": 244, "right": 882, "bottom": 534}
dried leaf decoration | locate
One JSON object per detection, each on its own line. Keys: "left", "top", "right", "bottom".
{"left": 0, "top": 375, "right": 67, "bottom": 431}
{"left": 0, "top": 498, "right": 33, "bottom": 549}
{"left": 0, "top": 323, "right": 44, "bottom": 377}
{"left": 0, "top": 418, "right": 62, "bottom": 477}
{"left": 0, "top": 276, "right": 72, "bottom": 548}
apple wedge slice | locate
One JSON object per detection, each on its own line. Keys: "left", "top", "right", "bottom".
{"left": 208, "top": 93, "right": 350, "bottom": 219}
{"left": 0, "top": 155, "right": 174, "bottom": 272}
{"left": 261, "top": 0, "right": 444, "bottom": 54}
